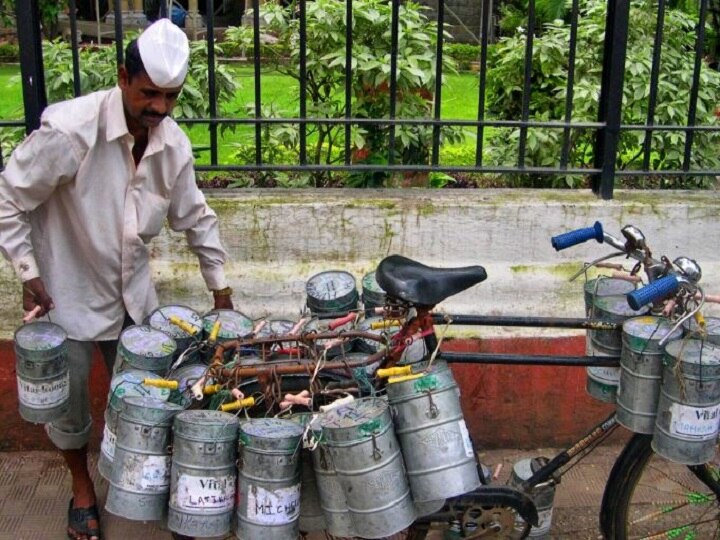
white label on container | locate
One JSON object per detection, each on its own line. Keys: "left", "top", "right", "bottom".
{"left": 458, "top": 419, "right": 474, "bottom": 458}
{"left": 246, "top": 483, "right": 300, "bottom": 525}
{"left": 669, "top": 403, "right": 720, "bottom": 440}
{"left": 100, "top": 425, "right": 116, "bottom": 459}
{"left": 532, "top": 508, "right": 553, "bottom": 535}
{"left": 176, "top": 475, "right": 236, "bottom": 511}
{"left": 17, "top": 373, "right": 69, "bottom": 409}
{"left": 141, "top": 455, "right": 171, "bottom": 489}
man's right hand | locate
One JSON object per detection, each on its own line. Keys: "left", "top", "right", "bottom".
{"left": 22, "top": 277, "right": 54, "bottom": 321}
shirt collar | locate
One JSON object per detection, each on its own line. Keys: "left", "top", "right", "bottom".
{"left": 105, "top": 86, "right": 168, "bottom": 156}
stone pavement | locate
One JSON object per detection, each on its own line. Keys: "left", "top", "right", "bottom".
{"left": 0, "top": 446, "right": 621, "bottom": 540}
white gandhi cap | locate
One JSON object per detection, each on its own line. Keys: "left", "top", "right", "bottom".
{"left": 137, "top": 18, "right": 189, "bottom": 88}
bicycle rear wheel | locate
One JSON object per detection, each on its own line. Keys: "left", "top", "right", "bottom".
{"left": 601, "top": 433, "right": 720, "bottom": 539}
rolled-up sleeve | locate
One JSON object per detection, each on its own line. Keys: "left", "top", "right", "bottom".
{"left": 167, "top": 160, "right": 228, "bottom": 291}
{"left": 0, "top": 125, "right": 79, "bottom": 282}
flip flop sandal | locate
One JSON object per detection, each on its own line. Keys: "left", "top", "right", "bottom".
{"left": 67, "top": 498, "right": 102, "bottom": 540}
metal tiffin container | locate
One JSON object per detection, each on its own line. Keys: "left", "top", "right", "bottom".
{"left": 616, "top": 316, "right": 682, "bottom": 434}
{"left": 288, "top": 413, "right": 327, "bottom": 534}
{"left": 99, "top": 368, "right": 171, "bottom": 481}
{"left": 167, "top": 410, "right": 240, "bottom": 538}
{"left": 113, "top": 324, "right": 177, "bottom": 375}
{"left": 385, "top": 360, "right": 480, "bottom": 502}
{"left": 105, "top": 396, "right": 183, "bottom": 521}
{"left": 14, "top": 321, "right": 69, "bottom": 424}
{"left": 146, "top": 304, "right": 203, "bottom": 364}
{"left": 653, "top": 339, "right": 720, "bottom": 465}
{"left": 684, "top": 316, "right": 720, "bottom": 346}
{"left": 318, "top": 397, "right": 416, "bottom": 539}
{"left": 235, "top": 418, "right": 304, "bottom": 540}
{"left": 508, "top": 457, "right": 556, "bottom": 539}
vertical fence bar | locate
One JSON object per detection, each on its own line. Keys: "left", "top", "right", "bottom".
{"left": 69, "top": 0, "right": 82, "bottom": 97}
{"left": 206, "top": 0, "right": 218, "bottom": 165}
{"left": 299, "top": 0, "right": 307, "bottom": 166}
{"left": 344, "top": 0, "right": 353, "bottom": 166}
{"left": 113, "top": 0, "right": 123, "bottom": 67}
{"left": 592, "top": 0, "right": 631, "bottom": 200}
{"left": 682, "top": 0, "right": 708, "bottom": 171}
{"left": 517, "top": 0, "right": 536, "bottom": 168}
{"left": 560, "top": 0, "right": 579, "bottom": 169}
{"left": 475, "top": 0, "right": 491, "bottom": 167}
{"left": 15, "top": 0, "right": 46, "bottom": 133}
{"left": 642, "top": 0, "right": 666, "bottom": 171}
{"left": 387, "top": 0, "right": 400, "bottom": 166}
{"left": 252, "top": 0, "right": 262, "bottom": 165}
{"left": 431, "top": 0, "right": 445, "bottom": 166}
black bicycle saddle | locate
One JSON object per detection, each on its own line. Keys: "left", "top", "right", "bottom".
{"left": 376, "top": 254, "right": 487, "bottom": 306}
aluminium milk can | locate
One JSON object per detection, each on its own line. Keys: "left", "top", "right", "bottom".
{"left": 105, "top": 396, "right": 183, "bottom": 521}
{"left": 319, "top": 397, "right": 416, "bottom": 539}
{"left": 236, "top": 418, "right": 304, "bottom": 540}
{"left": 684, "top": 316, "right": 720, "bottom": 346}
{"left": 616, "top": 316, "right": 682, "bottom": 434}
{"left": 168, "top": 410, "right": 240, "bottom": 537}
{"left": 289, "top": 413, "right": 327, "bottom": 534}
{"left": 14, "top": 321, "right": 69, "bottom": 423}
{"left": 386, "top": 360, "right": 480, "bottom": 502}
{"left": 653, "top": 339, "right": 720, "bottom": 465}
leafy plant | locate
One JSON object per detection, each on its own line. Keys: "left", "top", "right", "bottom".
{"left": 0, "top": 0, "right": 64, "bottom": 38}
{"left": 224, "top": 0, "right": 465, "bottom": 187}
{"left": 486, "top": 0, "right": 720, "bottom": 187}
{"left": 0, "top": 126, "right": 23, "bottom": 163}
{"left": 0, "top": 42, "right": 19, "bottom": 62}
{"left": 444, "top": 43, "right": 480, "bottom": 70}
{"left": 41, "top": 35, "right": 239, "bottom": 121}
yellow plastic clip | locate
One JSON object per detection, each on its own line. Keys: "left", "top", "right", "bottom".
{"left": 220, "top": 397, "right": 256, "bottom": 412}
{"left": 369, "top": 319, "right": 403, "bottom": 330}
{"left": 377, "top": 365, "right": 412, "bottom": 379}
{"left": 143, "top": 378, "right": 179, "bottom": 390}
{"left": 169, "top": 315, "right": 200, "bottom": 336}
{"left": 388, "top": 373, "right": 424, "bottom": 384}
{"left": 694, "top": 311, "right": 706, "bottom": 329}
{"left": 203, "top": 384, "right": 223, "bottom": 395}
{"left": 208, "top": 320, "right": 222, "bottom": 343}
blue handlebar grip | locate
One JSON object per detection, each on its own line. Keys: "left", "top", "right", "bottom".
{"left": 627, "top": 275, "right": 680, "bottom": 311}
{"left": 551, "top": 222, "right": 604, "bottom": 251}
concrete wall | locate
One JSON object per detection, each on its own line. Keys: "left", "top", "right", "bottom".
{"left": 1, "top": 189, "right": 718, "bottom": 339}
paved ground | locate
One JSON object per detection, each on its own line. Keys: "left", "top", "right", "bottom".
{"left": 0, "top": 446, "right": 620, "bottom": 540}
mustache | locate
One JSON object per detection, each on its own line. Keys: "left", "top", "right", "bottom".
{"left": 142, "top": 110, "right": 168, "bottom": 119}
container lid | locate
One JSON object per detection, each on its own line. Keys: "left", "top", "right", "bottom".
{"left": 584, "top": 277, "right": 636, "bottom": 297}
{"left": 623, "top": 316, "right": 683, "bottom": 342}
{"left": 202, "top": 309, "right": 253, "bottom": 340}
{"left": 256, "top": 319, "right": 295, "bottom": 339}
{"left": 174, "top": 410, "right": 239, "bottom": 440}
{"left": 664, "top": 339, "right": 720, "bottom": 366}
{"left": 109, "top": 369, "right": 171, "bottom": 408}
{"left": 684, "top": 316, "right": 720, "bottom": 343}
{"left": 119, "top": 325, "right": 177, "bottom": 361}
{"left": 319, "top": 397, "right": 388, "bottom": 429}
{"left": 241, "top": 418, "right": 304, "bottom": 439}
{"left": 120, "top": 395, "right": 183, "bottom": 424}
{"left": 147, "top": 305, "right": 202, "bottom": 340}
{"left": 14, "top": 321, "right": 67, "bottom": 352}
{"left": 593, "top": 295, "right": 649, "bottom": 318}
{"left": 170, "top": 364, "right": 210, "bottom": 392}
{"left": 362, "top": 271, "right": 385, "bottom": 295}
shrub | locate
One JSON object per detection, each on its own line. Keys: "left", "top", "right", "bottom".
{"left": 485, "top": 0, "right": 720, "bottom": 188}
{"left": 444, "top": 43, "right": 479, "bottom": 70}
{"left": 0, "top": 42, "right": 19, "bottom": 62}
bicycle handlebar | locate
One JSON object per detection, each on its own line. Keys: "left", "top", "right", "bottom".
{"left": 551, "top": 222, "right": 604, "bottom": 251}
{"left": 626, "top": 275, "right": 680, "bottom": 311}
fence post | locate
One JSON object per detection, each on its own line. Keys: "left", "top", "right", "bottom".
{"left": 592, "top": 0, "right": 631, "bottom": 200}
{"left": 15, "top": 0, "right": 47, "bottom": 134}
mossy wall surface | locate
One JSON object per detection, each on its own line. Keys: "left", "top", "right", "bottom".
{"left": 0, "top": 189, "right": 718, "bottom": 338}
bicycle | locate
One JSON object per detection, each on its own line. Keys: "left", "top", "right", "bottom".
{"left": 162, "top": 221, "right": 720, "bottom": 539}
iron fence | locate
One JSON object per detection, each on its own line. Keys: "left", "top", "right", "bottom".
{"left": 7, "top": 0, "right": 720, "bottom": 199}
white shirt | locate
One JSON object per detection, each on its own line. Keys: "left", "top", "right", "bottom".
{"left": 0, "top": 87, "right": 228, "bottom": 340}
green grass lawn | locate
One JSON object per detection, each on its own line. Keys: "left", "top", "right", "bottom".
{"left": 0, "top": 64, "right": 488, "bottom": 167}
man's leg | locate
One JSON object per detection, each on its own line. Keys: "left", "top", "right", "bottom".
{"left": 45, "top": 339, "right": 99, "bottom": 539}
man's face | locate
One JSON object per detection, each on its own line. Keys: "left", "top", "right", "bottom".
{"left": 118, "top": 66, "right": 183, "bottom": 130}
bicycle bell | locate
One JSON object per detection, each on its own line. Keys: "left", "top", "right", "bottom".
{"left": 305, "top": 270, "right": 359, "bottom": 314}
{"left": 673, "top": 256, "right": 702, "bottom": 284}
{"left": 621, "top": 225, "right": 646, "bottom": 252}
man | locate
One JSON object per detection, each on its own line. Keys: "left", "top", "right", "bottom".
{"left": 0, "top": 19, "right": 232, "bottom": 540}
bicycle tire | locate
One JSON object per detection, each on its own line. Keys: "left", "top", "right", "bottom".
{"left": 600, "top": 433, "right": 720, "bottom": 539}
